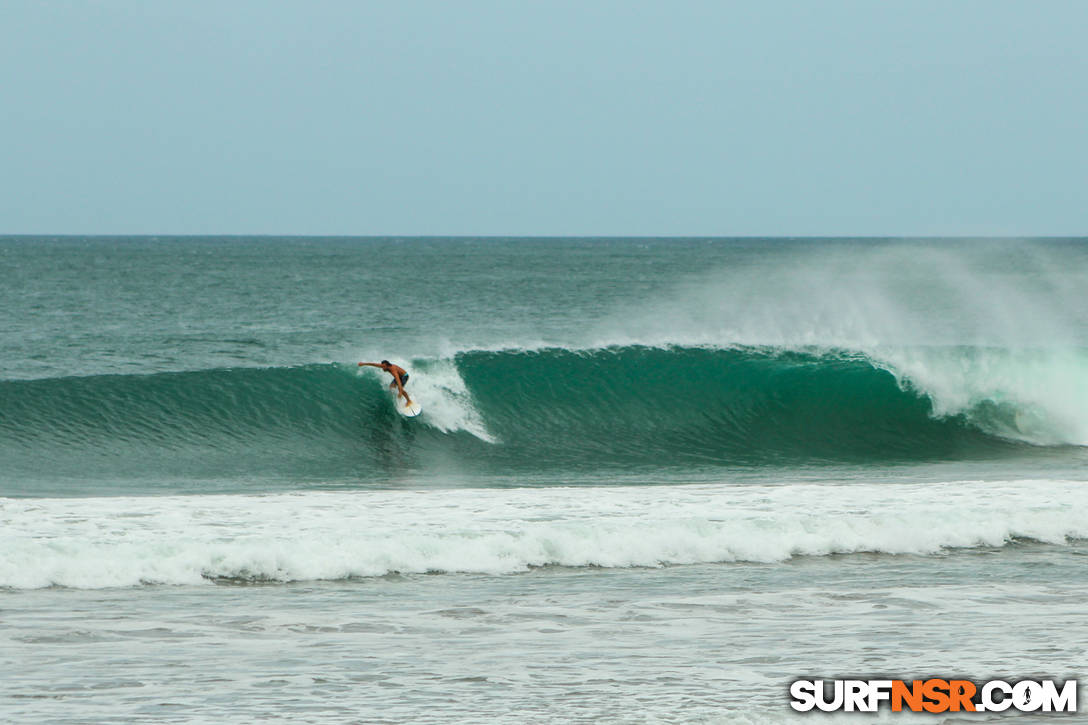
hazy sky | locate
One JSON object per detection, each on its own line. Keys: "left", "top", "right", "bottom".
{"left": 2, "top": 0, "right": 1086, "bottom": 236}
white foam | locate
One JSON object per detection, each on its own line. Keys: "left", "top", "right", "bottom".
{"left": 408, "top": 356, "right": 495, "bottom": 441}
{"left": 3, "top": 479, "right": 1086, "bottom": 589}
{"left": 872, "top": 346, "right": 1088, "bottom": 446}
{"left": 354, "top": 354, "right": 495, "bottom": 442}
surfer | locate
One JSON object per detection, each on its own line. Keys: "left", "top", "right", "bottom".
{"left": 358, "top": 360, "right": 413, "bottom": 406}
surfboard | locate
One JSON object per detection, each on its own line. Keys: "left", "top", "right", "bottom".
{"left": 393, "top": 391, "right": 423, "bottom": 418}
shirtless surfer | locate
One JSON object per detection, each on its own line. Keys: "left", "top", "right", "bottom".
{"left": 358, "top": 360, "right": 413, "bottom": 406}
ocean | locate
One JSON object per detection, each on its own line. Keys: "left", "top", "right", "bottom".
{"left": 1, "top": 236, "right": 1086, "bottom": 723}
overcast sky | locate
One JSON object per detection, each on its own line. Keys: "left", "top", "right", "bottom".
{"left": 2, "top": 0, "right": 1086, "bottom": 236}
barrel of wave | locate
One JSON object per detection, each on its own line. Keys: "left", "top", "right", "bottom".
{"left": 873, "top": 346, "right": 1088, "bottom": 446}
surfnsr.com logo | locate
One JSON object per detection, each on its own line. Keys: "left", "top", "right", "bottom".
{"left": 789, "top": 679, "right": 1077, "bottom": 713}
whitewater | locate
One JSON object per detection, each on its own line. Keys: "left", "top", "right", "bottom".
{"left": 2, "top": 236, "right": 1086, "bottom": 723}
{"left": 3, "top": 480, "right": 1086, "bottom": 589}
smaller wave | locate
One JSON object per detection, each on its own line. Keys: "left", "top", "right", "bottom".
{"left": 2, "top": 480, "right": 1085, "bottom": 589}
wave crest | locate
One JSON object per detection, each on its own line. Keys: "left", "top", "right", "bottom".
{"left": 1, "top": 345, "right": 1084, "bottom": 487}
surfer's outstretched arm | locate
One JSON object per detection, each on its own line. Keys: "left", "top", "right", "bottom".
{"left": 359, "top": 361, "right": 413, "bottom": 405}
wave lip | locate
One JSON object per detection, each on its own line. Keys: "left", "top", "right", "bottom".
{"left": 873, "top": 345, "right": 1088, "bottom": 446}
{"left": 1, "top": 345, "right": 1084, "bottom": 488}
{"left": 452, "top": 345, "right": 1080, "bottom": 463}
{"left": 2, "top": 480, "right": 1085, "bottom": 589}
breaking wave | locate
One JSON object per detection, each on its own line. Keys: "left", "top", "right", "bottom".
{"left": 2, "top": 344, "right": 1086, "bottom": 488}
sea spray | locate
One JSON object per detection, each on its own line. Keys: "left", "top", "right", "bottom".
{"left": 590, "top": 241, "right": 1088, "bottom": 350}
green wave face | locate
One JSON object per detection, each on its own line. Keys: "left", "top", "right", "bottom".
{"left": 1, "top": 346, "right": 1036, "bottom": 488}
{"left": 453, "top": 347, "right": 1013, "bottom": 463}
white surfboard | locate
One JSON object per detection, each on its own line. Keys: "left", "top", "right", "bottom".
{"left": 393, "top": 391, "right": 422, "bottom": 418}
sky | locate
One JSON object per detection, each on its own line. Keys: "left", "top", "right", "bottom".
{"left": 2, "top": 0, "right": 1087, "bottom": 236}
